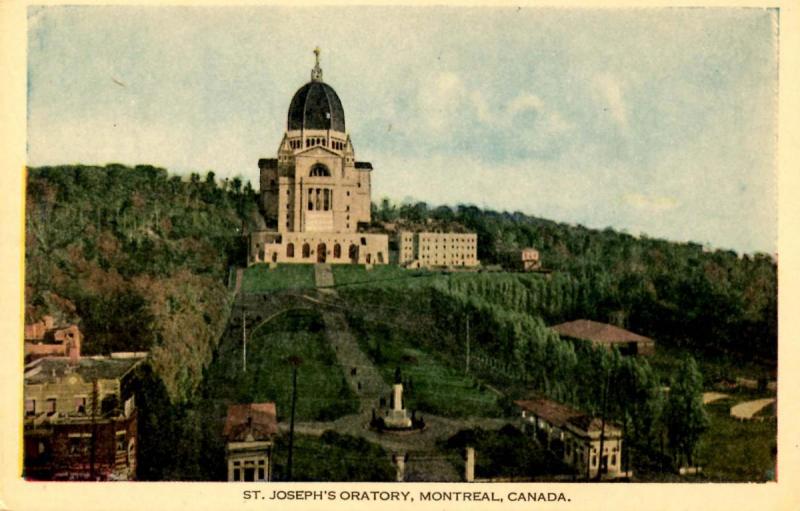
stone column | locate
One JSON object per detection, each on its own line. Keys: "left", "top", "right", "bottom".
{"left": 393, "top": 453, "right": 406, "bottom": 482}
{"left": 465, "top": 447, "right": 475, "bottom": 482}
{"left": 393, "top": 384, "right": 403, "bottom": 412}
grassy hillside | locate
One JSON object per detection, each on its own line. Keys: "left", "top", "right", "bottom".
{"left": 374, "top": 200, "right": 777, "bottom": 363}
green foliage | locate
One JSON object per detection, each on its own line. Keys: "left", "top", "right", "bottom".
{"left": 375, "top": 199, "right": 777, "bottom": 362}
{"left": 242, "top": 264, "right": 316, "bottom": 293}
{"left": 25, "top": 164, "right": 259, "bottom": 401}
{"left": 695, "top": 400, "right": 776, "bottom": 481}
{"left": 664, "top": 355, "right": 709, "bottom": 467}
{"left": 202, "top": 310, "right": 358, "bottom": 422}
{"left": 271, "top": 432, "right": 395, "bottom": 482}
{"left": 443, "top": 425, "right": 574, "bottom": 478}
{"left": 349, "top": 315, "right": 503, "bottom": 418}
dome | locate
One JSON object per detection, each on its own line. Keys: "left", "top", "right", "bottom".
{"left": 287, "top": 81, "right": 346, "bottom": 132}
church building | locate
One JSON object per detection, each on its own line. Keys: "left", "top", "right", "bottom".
{"left": 249, "top": 49, "right": 389, "bottom": 265}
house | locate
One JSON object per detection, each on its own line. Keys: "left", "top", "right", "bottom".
{"left": 551, "top": 319, "right": 655, "bottom": 356}
{"left": 516, "top": 398, "right": 627, "bottom": 480}
{"left": 24, "top": 315, "right": 82, "bottom": 363}
{"left": 23, "top": 352, "right": 146, "bottom": 480}
{"left": 520, "top": 248, "right": 541, "bottom": 271}
{"left": 223, "top": 402, "right": 278, "bottom": 482}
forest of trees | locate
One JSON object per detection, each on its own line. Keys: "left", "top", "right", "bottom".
{"left": 373, "top": 199, "right": 777, "bottom": 362}
{"left": 24, "top": 166, "right": 774, "bottom": 478}
{"left": 25, "top": 164, "right": 259, "bottom": 401}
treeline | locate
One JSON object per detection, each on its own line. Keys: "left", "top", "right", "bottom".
{"left": 339, "top": 282, "right": 707, "bottom": 472}
{"left": 373, "top": 199, "right": 777, "bottom": 362}
{"left": 25, "top": 164, "right": 258, "bottom": 401}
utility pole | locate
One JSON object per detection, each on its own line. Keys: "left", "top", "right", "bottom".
{"left": 242, "top": 309, "right": 247, "bottom": 372}
{"left": 465, "top": 315, "right": 470, "bottom": 374}
{"left": 595, "top": 367, "right": 611, "bottom": 481}
{"left": 89, "top": 380, "right": 98, "bottom": 481}
{"left": 287, "top": 355, "right": 302, "bottom": 480}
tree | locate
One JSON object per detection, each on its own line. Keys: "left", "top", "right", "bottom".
{"left": 664, "top": 355, "right": 708, "bottom": 469}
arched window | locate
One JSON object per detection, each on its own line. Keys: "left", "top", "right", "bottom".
{"left": 334, "top": 243, "right": 341, "bottom": 258}
{"left": 310, "top": 164, "right": 330, "bottom": 177}
{"left": 286, "top": 243, "right": 295, "bottom": 258}
{"left": 302, "top": 243, "right": 310, "bottom": 258}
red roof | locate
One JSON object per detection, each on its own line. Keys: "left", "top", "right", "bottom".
{"left": 551, "top": 320, "right": 653, "bottom": 345}
{"left": 515, "top": 398, "right": 584, "bottom": 427}
{"left": 223, "top": 403, "right": 278, "bottom": 441}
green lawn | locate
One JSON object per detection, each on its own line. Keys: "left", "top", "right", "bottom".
{"left": 694, "top": 398, "right": 776, "bottom": 481}
{"left": 271, "top": 432, "right": 395, "bottom": 481}
{"left": 203, "top": 310, "right": 358, "bottom": 422}
{"left": 331, "top": 264, "right": 442, "bottom": 288}
{"left": 243, "top": 263, "right": 316, "bottom": 293}
{"left": 353, "top": 322, "right": 504, "bottom": 418}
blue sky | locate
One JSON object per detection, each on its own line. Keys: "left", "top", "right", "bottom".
{"left": 27, "top": 6, "right": 778, "bottom": 254}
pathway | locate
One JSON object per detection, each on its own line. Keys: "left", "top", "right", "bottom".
{"left": 730, "top": 398, "right": 776, "bottom": 420}
{"left": 234, "top": 268, "right": 511, "bottom": 480}
{"left": 314, "top": 263, "right": 335, "bottom": 290}
{"left": 702, "top": 392, "right": 729, "bottom": 405}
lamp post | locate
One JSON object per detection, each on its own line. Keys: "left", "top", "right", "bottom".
{"left": 286, "top": 355, "right": 303, "bottom": 480}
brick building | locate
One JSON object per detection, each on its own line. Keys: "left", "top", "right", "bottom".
{"left": 24, "top": 315, "right": 82, "bottom": 363}
{"left": 23, "top": 353, "right": 146, "bottom": 480}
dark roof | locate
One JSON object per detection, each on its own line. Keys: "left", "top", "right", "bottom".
{"left": 515, "top": 398, "right": 584, "bottom": 427}
{"left": 287, "top": 81, "right": 345, "bottom": 132}
{"left": 223, "top": 403, "right": 278, "bottom": 441}
{"left": 354, "top": 161, "right": 373, "bottom": 170}
{"left": 258, "top": 158, "right": 278, "bottom": 169}
{"left": 551, "top": 320, "right": 653, "bottom": 345}
{"left": 25, "top": 355, "right": 145, "bottom": 385}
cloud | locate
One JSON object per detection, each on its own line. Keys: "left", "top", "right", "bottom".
{"left": 624, "top": 193, "right": 678, "bottom": 213}
{"left": 506, "top": 94, "right": 544, "bottom": 116}
{"left": 592, "top": 72, "right": 628, "bottom": 129}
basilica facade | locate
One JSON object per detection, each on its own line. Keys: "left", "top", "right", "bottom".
{"left": 249, "top": 49, "right": 389, "bottom": 265}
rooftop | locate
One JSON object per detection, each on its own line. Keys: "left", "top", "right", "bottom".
{"left": 24, "top": 353, "right": 146, "bottom": 385}
{"left": 515, "top": 398, "right": 584, "bottom": 427}
{"left": 551, "top": 319, "right": 653, "bottom": 345}
{"left": 223, "top": 402, "right": 278, "bottom": 442}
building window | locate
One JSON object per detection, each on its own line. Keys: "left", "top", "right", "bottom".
{"left": 302, "top": 243, "right": 310, "bottom": 258}
{"left": 25, "top": 399, "right": 35, "bottom": 416}
{"left": 591, "top": 455, "right": 597, "bottom": 467}
{"left": 75, "top": 397, "right": 87, "bottom": 414}
{"left": 116, "top": 432, "right": 127, "bottom": 452}
{"left": 46, "top": 398, "right": 56, "bottom": 416}
{"left": 310, "top": 164, "right": 330, "bottom": 177}
{"left": 611, "top": 454, "right": 617, "bottom": 466}
{"left": 287, "top": 243, "right": 295, "bottom": 258}
{"left": 334, "top": 244, "right": 341, "bottom": 258}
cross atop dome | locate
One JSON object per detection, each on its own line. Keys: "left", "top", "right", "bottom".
{"left": 311, "top": 46, "right": 323, "bottom": 82}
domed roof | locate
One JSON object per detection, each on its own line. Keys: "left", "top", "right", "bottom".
{"left": 287, "top": 81, "right": 346, "bottom": 132}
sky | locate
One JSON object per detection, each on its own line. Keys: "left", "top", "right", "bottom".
{"left": 26, "top": 6, "right": 778, "bottom": 254}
